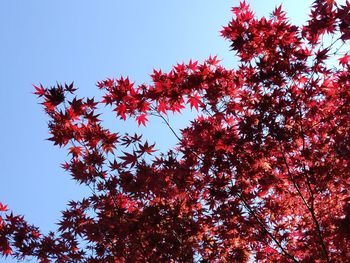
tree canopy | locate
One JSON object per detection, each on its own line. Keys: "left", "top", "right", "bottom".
{"left": 1, "top": 0, "right": 350, "bottom": 262}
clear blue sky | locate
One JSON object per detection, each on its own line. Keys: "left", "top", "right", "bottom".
{"left": 0, "top": 0, "right": 312, "bottom": 261}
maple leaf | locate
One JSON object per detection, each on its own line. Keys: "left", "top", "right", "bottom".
{"left": 136, "top": 114, "right": 148, "bottom": 126}
{"left": 65, "top": 82, "right": 77, "bottom": 94}
{"left": 130, "top": 133, "right": 142, "bottom": 142}
{"left": 137, "top": 141, "right": 156, "bottom": 155}
{"left": 339, "top": 54, "right": 350, "bottom": 66}
{"left": 45, "top": 86, "right": 65, "bottom": 107}
{"left": 140, "top": 101, "right": 150, "bottom": 113}
{"left": 68, "top": 146, "right": 83, "bottom": 158}
{"left": 116, "top": 104, "right": 127, "bottom": 120}
{"left": 33, "top": 84, "right": 45, "bottom": 97}
{"left": 2, "top": 247, "right": 12, "bottom": 256}
{"left": 174, "top": 62, "right": 186, "bottom": 72}
{"left": 206, "top": 55, "right": 220, "bottom": 66}
{"left": 85, "top": 111, "right": 101, "bottom": 123}
{"left": 157, "top": 101, "right": 168, "bottom": 115}
{"left": 109, "top": 159, "right": 121, "bottom": 171}
{"left": 119, "top": 151, "right": 138, "bottom": 167}
{"left": 315, "top": 48, "right": 330, "bottom": 62}
{"left": 104, "top": 78, "right": 114, "bottom": 88}
{"left": 0, "top": 203, "right": 8, "bottom": 212}
{"left": 187, "top": 59, "right": 198, "bottom": 71}
{"left": 86, "top": 97, "right": 98, "bottom": 109}
{"left": 169, "top": 102, "right": 185, "bottom": 113}
{"left": 271, "top": 4, "right": 286, "bottom": 20}
{"left": 187, "top": 94, "right": 201, "bottom": 111}
{"left": 61, "top": 162, "right": 70, "bottom": 171}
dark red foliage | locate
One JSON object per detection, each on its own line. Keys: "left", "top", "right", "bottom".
{"left": 1, "top": 1, "right": 350, "bottom": 262}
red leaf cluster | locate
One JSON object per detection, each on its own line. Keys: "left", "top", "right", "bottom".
{"left": 1, "top": 1, "right": 350, "bottom": 262}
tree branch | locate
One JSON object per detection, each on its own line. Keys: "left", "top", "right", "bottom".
{"left": 278, "top": 141, "right": 329, "bottom": 262}
{"left": 153, "top": 107, "right": 299, "bottom": 262}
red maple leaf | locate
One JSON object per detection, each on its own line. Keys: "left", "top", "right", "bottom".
{"left": 187, "top": 94, "right": 201, "bottom": 111}
{"left": 119, "top": 151, "right": 138, "bottom": 167}
{"left": 0, "top": 203, "right": 8, "bottom": 212}
{"left": 116, "top": 104, "right": 127, "bottom": 120}
{"left": 157, "top": 101, "right": 167, "bottom": 115}
{"left": 339, "top": 54, "right": 350, "bottom": 66}
{"left": 136, "top": 114, "right": 148, "bottom": 126}
{"left": 33, "top": 84, "right": 45, "bottom": 97}
{"left": 137, "top": 141, "right": 156, "bottom": 155}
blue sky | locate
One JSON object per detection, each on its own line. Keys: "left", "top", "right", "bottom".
{"left": 0, "top": 0, "right": 312, "bottom": 261}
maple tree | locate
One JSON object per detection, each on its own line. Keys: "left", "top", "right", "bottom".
{"left": 1, "top": 0, "right": 350, "bottom": 262}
